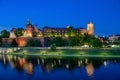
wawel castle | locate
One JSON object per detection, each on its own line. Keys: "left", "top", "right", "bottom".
{"left": 3, "top": 19, "right": 94, "bottom": 47}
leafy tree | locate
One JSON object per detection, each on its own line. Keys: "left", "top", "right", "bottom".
{"left": 10, "top": 39, "right": 18, "bottom": 47}
{"left": 15, "top": 28, "right": 24, "bottom": 37}
{"left": 50, "top": 44, "right": 56, "bottom": 50}
{"left": 26, "top": 39, "right": 34, "bottom": 47}
{"left": 69, "top": 37, "right": 78, "bottom": 46}
{"left": 26, "top": 39, "right": 42, "bottom": 47}
{"left": 83, "top": 34, "right": 94, "bottom": 45}
{"left": 91, "top": 38, "right": 102, "bottom": 48}
{"left": 82, "top": 34, "right": 102, "bottom": 48}
{"left": 67, "top": 26, "right": 76, "bottom": 37}
{"left": 53, "top": 37, "right": 66, "bottom": 46}
{"left": 34, "top": 40, "right": 42, "bottom": 47}
{"left": 32, "top": 31, "right": 37, "bottom": 37}
{"left": 46, "top": 39, "right": 53, "bottom": 47}
{"left": 0, "top": 37, "right": 2, "bottom": 46}
{"left": 0, "top": 30, "right": 10, "bottom": 38}
{"left": 117, "top": 37, "right": 120, "bottom": 45}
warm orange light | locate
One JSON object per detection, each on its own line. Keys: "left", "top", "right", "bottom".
{"left": 86, "top": 63, "right": 94, "bottom": 76}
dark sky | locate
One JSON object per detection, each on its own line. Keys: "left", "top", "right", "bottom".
{"left": 0, "top": 0, "right": 120, "bottom": 36}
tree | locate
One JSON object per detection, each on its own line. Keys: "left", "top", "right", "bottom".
{"left": 0, "top": 37, "right": 2, "bottom": 46}
{"left": 32, "top": 31, "right": 37, "bottom": 37}
{"left": 82, "top": 34, "right": 102, "bottom": 48}
{"left": 53, "top": 37, "right": 66, "bottom": 46}
{"left": 69, "top": 37, "right": 78, "bottom": 46}
{"left": 67, "top": 26, "right": 76, "bottom": 37}
{"left": 34, "top": 40, "right": 42, "bottom": 47}
{"left": 15, "top": 28, "right": 24, "bottom": 37}
{"left": 10, "top": 39, "right": 18, "bottom": 47}
{"left": 26, "top": 39, "right": 42, "bottom": 47}
{"left": 91, "top": 38, "right": 102, "bottom": 48}
{"left": 0, "top": 30, "right": 10, "bottom": 38}
{"left": 83, "top": 34, "right": 95, "bottom": 45}
{"left": 117, "top": 37, "right": 120, "bottom": 45}
{"left": 46, "top": 39, "right": 53, "bottom": 47}
{"left": 50, "top": 44, "right": 56, "bottom": 50}
{"left": 26, "top": 39, "right": 34, "bottom": 47}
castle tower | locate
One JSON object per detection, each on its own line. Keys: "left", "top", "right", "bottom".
{"left": 87, "top": 22, "right": 94, "bottom": 35}
{"left": 27, "top": 18, "right": 30, "bottom": 24}
{"left": 26, "top": 19, "right": 34, "bottom": 37}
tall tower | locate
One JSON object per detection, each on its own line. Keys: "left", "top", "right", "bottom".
{"left": 87, "top": 22, "right": 94, "bottom": 35}
{"left": 26, "top": 18, "right": 34, "bottom": 37}
{"left": 27, "top": 18, "right": 30, "bottom": 24}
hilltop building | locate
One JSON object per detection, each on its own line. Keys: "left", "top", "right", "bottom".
{"left": 108, "top": 34, "right": 120, "bottom": 43}
{"left": 87, "top": 22, "right": 94, "bottom": 35}
{"left": 8, "top": 19, "right": 94, "bottom": 46}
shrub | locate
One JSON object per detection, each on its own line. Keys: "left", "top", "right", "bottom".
{"left": 50, "top": 44, "right": 56, "bottom": 50}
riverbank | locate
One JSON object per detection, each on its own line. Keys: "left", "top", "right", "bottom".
{"left": 3, "top": 47, "right": 119, "bottom": 57}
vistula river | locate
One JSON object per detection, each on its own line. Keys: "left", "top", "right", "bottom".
{"left": 0, "top": 54, "right": 120, "bottom": 80}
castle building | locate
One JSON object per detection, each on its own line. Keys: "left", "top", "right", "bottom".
{"left": 87, "top": 22, "right": 94, "bottom": 35}
{"left": 8, "top": 20, "right": 94, "bottom": 47}
{"left": 25, "top": 19, "right": 34, "bottom": 37}
{"left": 9, "top": 28, "right": 17, "bottom": 38}
{"left": 43, "top": 25, "right": 87, "bottom": 37}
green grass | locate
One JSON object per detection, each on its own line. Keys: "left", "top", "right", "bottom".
{"left": 11, "top": 48, "right": 120, "bottom": 57}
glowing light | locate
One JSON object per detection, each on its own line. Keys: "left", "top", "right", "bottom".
{"left": 66, "top": 64, "right": 69, "bottom": 69}
{"left": 86, "top": 63, "right": 94, "bottom": 76}
{"left": 78, "top": 60, "right": 81, "bottom": 67}
{"left": 65, "top": 34, "right": 68, "bottom": 37}
{"left": 104, "top": 60, "right": 108, "bottom": 67}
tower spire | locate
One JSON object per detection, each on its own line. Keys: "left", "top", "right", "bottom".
{"left": 27, "top": 18, "right": 30, "bottom": 24}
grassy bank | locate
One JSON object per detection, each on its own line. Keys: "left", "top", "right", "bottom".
{"left": 9, "top": 48, "right": 120, "bottom": 57}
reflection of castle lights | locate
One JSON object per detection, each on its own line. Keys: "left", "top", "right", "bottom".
{"left": 58, "top": 59, "right": 61, "bottom": 65}
{"left": 14, "top": 48, "right": 17, "bottom": 51}
{"left": 104, "top": 60, "right": 108, "bottom": 67}
{"left": 42, "top": 59, "right": 44, "bottom": 63}
{"left": 3, "top": 55, "right": 6, "bottom": 64}
{"left": 52, "top": 64, "right": 54, "bottom": 68}
{"left": 25, "top": 62, "right": 33, "bottom": 74}
{"left": 7, "top": 55, "right": 10, "bottom": 61}
{"left": 54, "top": 61, "right": 56, "bottom": 65}
{"left": 10, "top": 61, "right": 15, "bottom": 68}
{"left": 0, "top": 55, "right": 2, "bottom": 59}
{"left": 78, "top": 60, "right": 81, "bottom": 67}
{"left": 86, "top": 63, "right": 94, "bottom": 76}
{"left": 85, "top": 58, "right": 88, "bottom": 64}
{"left": 81, "top": 60, "right": 82, "bottom": 64}
{"left": 66, "top": 64, "right": 69, "bottom": 69}
{"left": 13, "top": 56, "right": 17, "bottom": 61}
{"left": 37, "top": 58, "right": 40, "bottom": 64}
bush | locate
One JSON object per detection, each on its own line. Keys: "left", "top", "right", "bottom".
{"left": 50, "top": 44, "right": 56, "bottom": 50}
{"left": 10, "top": 39, "right": 18, "bottom": 47}
{"left": 26, "top": 39, "right": 42, "bottom": 47}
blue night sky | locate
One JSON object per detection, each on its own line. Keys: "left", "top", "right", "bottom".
{"left": 0, "top": 0, "right": 120, "bottom": 36}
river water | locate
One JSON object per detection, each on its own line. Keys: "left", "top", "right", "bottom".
{"left": 0, "top": 54, "right": 120, "bottom": 80}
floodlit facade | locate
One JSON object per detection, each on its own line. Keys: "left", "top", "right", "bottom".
{"left": 87, "top": 22, "right": 94, "bottom": 35}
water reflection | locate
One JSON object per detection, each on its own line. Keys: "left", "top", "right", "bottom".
{"left": 86, "top": 63, "right": 94, "bottom": 76}
{"left": 0, "top": 54, "right": 120, "bottom": 77}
